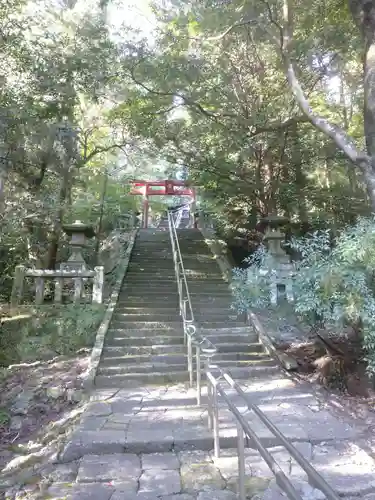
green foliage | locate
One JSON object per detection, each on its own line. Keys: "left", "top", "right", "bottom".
{"left": 232, "top": 218, "right": 375, "bottom": 375}
{"left": 231, "top": 246, "right": 277, "bottom": 311}
{"left": 290, "top": 220, "right": 375, "bottom": 373}
{"left": 109, "top": 0, "right": 368, "bottom": 237}
{"left": 0, "top": 304, "right": 105, "bottom": 366}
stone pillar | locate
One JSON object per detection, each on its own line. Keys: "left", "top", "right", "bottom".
{"left": 60, "top": 220, "right": 96, "bottom": 302}
{"left": 261, "top": 216, "right": 294, "bottom": 305}
{"left": 142, "top": 195, "right": 149, "bottom": 228}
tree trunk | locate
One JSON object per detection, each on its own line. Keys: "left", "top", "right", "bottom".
{"left": 45, "top": 171, "right": 69, "bottom": 270}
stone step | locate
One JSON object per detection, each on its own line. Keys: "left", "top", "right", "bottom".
{"left": 123, "top": 274, "right": 179, "bottom": 281}
{"left": 131, "top": 251, "right": 173, "bottom": 256}
{"left": 126, "top": 263, "right": 176, "bottom": 269}
{"left": 128, "top": 265, "right": 174, "bottom": 270}
{"left": 111, "top": 310, "right": 244, "bottom": 322}
{"left": 111, "top": 313, "right": 181, "bottom": 322}
{"left": 106, "top": 329, "right": 184, "bottom": 340}
{"left": 107, "top": 327, "right": 183, "bottom": 338}
{"left": 120, "top": 286, "right": 229, "bottom": 293}
{"left": 129, "top": 261, "right": 217, "bottom": 267}
{"left": 106, "top": 335, "right": 185, "bottom": 347}
{"left": 115, "top": 307, "right": 180, "bottom": 314}
{"left": 94, "top": 371, "right": 189, "bottom": 387}
{"left": 117, "top": 298, "right": 180, "bottom": 306}
{"left": 120, "top": 283, "right": 228, "bottom": 291}
{"left": 119, "top": 298, "right": 230, "bottom": 306}
{"left": 114, "top": 307, "right": 235, "bottom": 317}
{"left": 100, "top": 350, "right": 268, "bottom": 366}
{"left": 205, "top": 333, "right": 257, "bottom": 344}
{"left": 108, "top": 321, "right": 183, "bottom": 330}
{"left": 97, "top": 357, "right": 276, "bottom": 376}
{"left": 200, "top": 324, "right": 251, "bottom": 332}
{"left": 94, "top": 362, "right": 278, "bottom": 388}
{"left": 124, "top": 274, "right": 224, "bottom": 281}
{"left": 102, "top": 344, "right": 187, "bottom": 356}
{"left": 106, "top": 330, "right": 256, "bottom": 346}
{"left": 199, "top": 321, "right": 247, "bottom": 328}
{"left": 97, "top": 362, "right": 188, "bottom": 375}
{"left": 118, "top": 289, "right": 178, "bottom": 295}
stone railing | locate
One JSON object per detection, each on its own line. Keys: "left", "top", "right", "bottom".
{"left": 10, "top": 266, "right": 104, "bottom": 307}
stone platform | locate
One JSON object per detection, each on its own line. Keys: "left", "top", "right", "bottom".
{"left": 47, "top": 373, "right": 375, "bottom": 499}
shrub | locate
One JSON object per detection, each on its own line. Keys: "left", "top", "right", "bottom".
{"left": 290, "top": 219, "right": 375, "bottom": 374}
{"left": 231, "top": 245, "right": 278, "bottom": 312}
{"left": 231, "top": 217, "right": 375, "bottom": 375}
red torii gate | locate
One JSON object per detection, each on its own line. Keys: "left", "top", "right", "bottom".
{"left": 130, "top": 179, "right": 196, "bottom": 228}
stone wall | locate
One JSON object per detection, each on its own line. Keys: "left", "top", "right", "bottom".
{"left": 98, "top": 230, "right": 132, "bottom": 275}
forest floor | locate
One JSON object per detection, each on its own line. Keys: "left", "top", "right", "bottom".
{"left": 0, "top": 351, "right": 91, "bottom": 496}
{"left": 253, "top": 305, "right": 375, "bottom": 433}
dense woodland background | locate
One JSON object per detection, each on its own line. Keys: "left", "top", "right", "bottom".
{"left": 3, "top": 0, "right": 375, "bottom": 377}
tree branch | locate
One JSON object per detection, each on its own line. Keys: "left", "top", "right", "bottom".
{"left": 281, "top": 0, "right": 368, "bottom": 167}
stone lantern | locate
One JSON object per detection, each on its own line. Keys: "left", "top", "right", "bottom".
{"left": 61, "top": 220, "right": 96, "bottom": 271}
{"left": 261, "top": 215, "right": 294, "bottom": 305}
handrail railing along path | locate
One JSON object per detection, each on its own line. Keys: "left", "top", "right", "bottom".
{"left": 167, "top": 210, "right": 340, "bottom": 500}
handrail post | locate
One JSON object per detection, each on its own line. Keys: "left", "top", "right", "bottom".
{"left": 187, "top": 334, "right": 193, "bottom": 387}
{"left": 196, "top": 345, "right": 202, "bottom": 406}
{"left": 203, "top": 348, "right": 217, "bottom": 428}
{"left": 207, "top": 378, "right": 213, "bottom": 430}
{"left": 212, "top": 385, "right": 220, "bottom": 458}
{"left": 237, "top": 420, "right": 246, "bottom": 500}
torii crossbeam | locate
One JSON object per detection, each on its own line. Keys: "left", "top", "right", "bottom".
{"left": 129, "top": 179, "right": 196, "bottom": 228}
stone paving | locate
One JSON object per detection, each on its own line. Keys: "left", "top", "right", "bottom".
{"left": 43, "top": 372, "right": 375, "bottom": 499}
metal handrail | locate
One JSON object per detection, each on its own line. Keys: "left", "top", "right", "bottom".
{"left": 168, "top": 209, "right": 200, "bottom": 387}
{"left": 166, "top": 212, "right": 339, "bottom": 500}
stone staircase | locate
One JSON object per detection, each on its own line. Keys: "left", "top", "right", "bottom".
{"left": 55, "top": 227, "right": 368, "bottom": 500}
{"left": 95, "top": 228, "right": 277, "bottom": 388}
{"left": 176, "top": 229, "right": 278, "bottom": 378}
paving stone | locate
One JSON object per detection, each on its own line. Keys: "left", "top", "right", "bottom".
{"left": 80, "top": 416, "right": 107, "bottom": 431}
{"left": 291, "top": 442, "right": 313, "bottom": 461}
{"left": 48, "top": 462, "right": 79, "bottom": 482}
{"left": 47, "top": 483, "right": 114, "bottom": 500}
{"left": 253, "top": 480, "right": 286, "bottom": 500}
{"left": 142, "top": 452, "right": 180, "bottom": 470}
{"left": 160, "top": 495, "right": 195, "bottom": 500}
{"left": 90, "top": 389, "right": 119, "bottom": 401}
{"left": 259, "top": 479, "right": 327, "bottom": 500}
{"left": 61, "top": 430, "right": 126, "bottom": 461}
{"left": 107, "top": 412, "right": 135, "bottom": 424}
{"left": 110, "top": 489, "right": 158, "bottom": 500}
{"left": 302, "top": 411, "right": 356, "bottom": 441}
{"left": 245, "top": 447, "right": 290, "bottom": 477}
{"left": 181, "top": 462, "right": 225, "bottom": 491}
{"left": 139, "top": 469, "right": 182, "bottom": 496}
{"left": 211, "top": 449, "right": 251, "bottom": 480}
{"left": 304, "top": 441, "right": 375, "bottom": 495}
{"left": 197, "top": 490, "right": 237, "bottom": 500}
{"left": 76, "top": 453, "right": 140, "bottom": 485}
{"left": 111, "top": 400, "right": 142, "bottom": 413}
{"left": 178, "top": 450, "right": 211, "bottom": 466}
{"left": 227, "top": 476, "right": 271, "bottom": 497}
{"left": 125, "top": 428, "right": 175, "bottom": 453}
{"left": 85, "top": 401, "right": 112, "bottom": 417}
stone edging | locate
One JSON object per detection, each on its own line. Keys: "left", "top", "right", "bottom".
{"left": 83, "top": 229, "right": 138, "bottom": 391}
{"left": 198, "top": 225, "right": 234, "bottom": 283}
{"left": 247, "top": 310, "right": 298, "bottom": 371}
{"left": 198, "top": 225, "right": 297, "bottom": 370}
